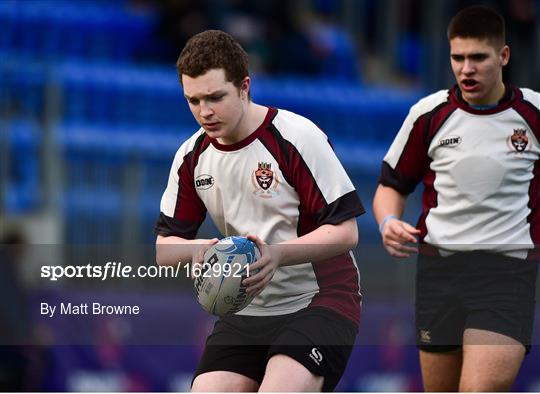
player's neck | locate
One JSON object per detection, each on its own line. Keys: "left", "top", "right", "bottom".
{"left": 233, "top": 102, "right": 268, "bottom": 141}
{"left": 465, "top": 81, "right": 506, "bottom": 107}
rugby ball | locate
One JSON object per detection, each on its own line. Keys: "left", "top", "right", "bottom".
{"left": 194, "top": 236, "right": 260, "bottom": 316}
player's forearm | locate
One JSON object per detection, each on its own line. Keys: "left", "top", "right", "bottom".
{"left": 155, "top": 235, "right": 212, "bottom": 266}
{"left": 373, "top": 184, "right": 407, "bottom": 226}
{"left": 276, "top": 218, "right": 358, "bottom": 267}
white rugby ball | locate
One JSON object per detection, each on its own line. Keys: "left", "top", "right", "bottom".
{"left": 194, "top": 236, "right": 261, "bottom": 316}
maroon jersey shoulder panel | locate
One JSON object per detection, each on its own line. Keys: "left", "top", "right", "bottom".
{"left": 154, "top": 134, "right": 211, "bottom": 239}
{"left": 380, "top": 95, "right": 457, "bottom": 195}
{"left": 527, "top": 160, "right": 540, "bottom": 259}
{"left": 512, "top": 88, "right": 540, "bottom": 257}
{"left": 258, "top": 122, "right": 326, "bottom": 214}
{"left": 418, "top": 162, "right": 437, "bottom": 242}
{"left": 258, "top": 121, "right": 364, "bottom": 234}
{"left": 513, "top": 88, "right": 540, "bottom": 146}
{"left": 173, "top": 133, "right": 211, "bottom": 222}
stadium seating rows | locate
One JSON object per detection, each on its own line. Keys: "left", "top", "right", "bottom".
{"left": 0, "top": 0, "right": 153, "bottom": 61}
{"left": 2, "top": 54, "right": 420, "bottom": 242}
{"left": 0, "top": 0, "right": 422, "bottom": 243}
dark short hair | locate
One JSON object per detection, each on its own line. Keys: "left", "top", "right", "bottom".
{"left": 447, "top": 5, "right": 505, "bottom": 48}
{"left": 176, "top": 30, "right": 249, "bottom": 88}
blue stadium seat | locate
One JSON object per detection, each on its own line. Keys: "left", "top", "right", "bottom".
{"left": 0, "top": 0, "right": 155, "bottom": 61}
{"left": 4, "top": 118, "right": 41, "bottom": 213}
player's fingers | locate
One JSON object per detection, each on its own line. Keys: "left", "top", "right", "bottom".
{"left": 246, "top": 269, "right": 273, "bottom": 294}
{"left": 397, "top": 228, "right": 418, "bottom": 243}
{"left": 197, "top": 247, "right": 206, "bottom": 262}
{"left": 246, "top": 255, "right": 269, "bottom": 274}
{"left": 386, "top": 221, "right": 419, "bottom": 242}
{"left": 244, "top": 262, "right": 274, "bottom": 289}
{"left": 385, "top": 221, "right": 414, "bottom": 242}
{"left": 388, "top": 240, "right": 416, "bottom": 253}
{"left": 400, "top": 244, "right": 418, "bottom": 253}
{"left": 385, "top": 246, "right": 410, "bottom": 258}
{"left": 246, "top": 233, "right": 261, "bottom": 243}
{"left": 246, "top": 234, "right": 266, "bottom": 250}
{"left": 402, "top": 222, "right": 421, "bottom": 234}
{"left": 247, "top": 235, "right": 271, "bottom": 263}
{"left": 242, "top": 265, "right": 266, "bottom": 286}
{"left": 385, "top": 242, "right": 413, "bottom": 258}
{"left": 190, "top": 262, "right": 202, "bottom": 280}
{"left": 246, "top": 280, "right": 263, "bottom": 294}
{"left": 191, "top": 252, "right": 204, "bottom": 277}
{"left": 382, "top": 232, "right": 407, "bottom": 246}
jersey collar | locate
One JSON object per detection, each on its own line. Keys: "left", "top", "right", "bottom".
{"left": 451, "top": 84, "right": 518, "bottom": 115}
{"left": 209, "top": 107, "right": 277, "bottom": 152}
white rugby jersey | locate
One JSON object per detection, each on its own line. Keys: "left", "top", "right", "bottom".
{"left": 156, "top": 107, "right": 365, "bottom": 324}
{"left": 381, "top": 86, "right": 540, "bottom": 259}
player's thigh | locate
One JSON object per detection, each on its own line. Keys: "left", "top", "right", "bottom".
{"left": 192, "top": 371, "right": 259, "bottom": 392}
{"left": 193, "top": 314, "right": 275, "bottom": 390}
{"left": 463, "top": 255, "right": 538, "bottom": 349}
{"left": 459, "top": 328, "right": 525, "bottom": 392}
{"left": 419, "top": 349, "right": 462, "bottom": 392}
{"left": 259, "top": 354, "right": 323, "bottom": 392}
{"left": 267, "top": 307, "right": 358, "bottom": 392}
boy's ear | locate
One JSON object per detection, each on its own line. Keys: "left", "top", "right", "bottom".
{"left": 500, "top": 45, "right": 510, "bottom": 66}
{"left": 241, "top": 77, "right": 251, "bottom": 97}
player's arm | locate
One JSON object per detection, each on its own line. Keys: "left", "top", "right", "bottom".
{"left": 155, "top": 235, "right": 218, "bottom": 267}
{"left": 373, "top": 184, "right": 419, "bottom": 258}
{"left": 155, "top": 135, "right": 210, "bottom": 269}
{"left": 373, "top": 95, "right": 442, "bottom": 258}
{"left": 274, "top": 217, "right": 358, "bottom": 266}
{"left": 243, "top": 217, "right": 358, "bottom": 294}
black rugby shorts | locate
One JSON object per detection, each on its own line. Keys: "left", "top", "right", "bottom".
{"left": 193, "top": 306, "right": 358, "bottom": 392}
{"left": 415, "top": 251, "right": 538, "bottom": 353}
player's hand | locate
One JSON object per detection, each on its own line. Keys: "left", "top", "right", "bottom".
{"left": 381, "top": 218, "right": 420, "bottom": 258}
{"left": 242, "top": 234, "right": 281, "bottom": 296}
{"left": 190, "top": 238, "right": 219, "bottom": 279}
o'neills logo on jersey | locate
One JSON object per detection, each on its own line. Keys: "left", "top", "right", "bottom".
{"left": 252, "top": 162, "right": 279, "bottom": 198}
{"left": 508, "top": 128, "right": 530, "bottom": 153}
{"left": 195, "top": 174, "right": 214, "bottom": 190}
{"left": 438, "top": 135, "right": 461, "bottom": 147}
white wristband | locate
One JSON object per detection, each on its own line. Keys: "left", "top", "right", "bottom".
{"left": 379, "top": 215, "right": 397, "bottom": 234}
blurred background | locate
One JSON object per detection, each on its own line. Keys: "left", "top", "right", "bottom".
{"left": 0, "top": 0, "right": 539, "bottom": 391}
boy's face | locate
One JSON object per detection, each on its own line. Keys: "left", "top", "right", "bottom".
{"left": 450, "top": 37, "right": 509, "bottom": 106}
{"left": 182, "top": 68, "right": 248, "bottom": 144}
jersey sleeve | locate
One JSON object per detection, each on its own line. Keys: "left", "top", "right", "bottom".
{"left": 294, "top": 132, "right": 364, "bottom": 226}
{"left": 379, "top": 92, "right": 451, "bottom": 195}
{"left": 271, "top": 112, "right": 365, "bottom": 229}
{"left": 154, "top": 136, "right": 207, "bottom": 239}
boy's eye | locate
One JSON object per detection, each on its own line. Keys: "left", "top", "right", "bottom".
{"left": 470, "top": 54, "right": 488, "bottom": 61}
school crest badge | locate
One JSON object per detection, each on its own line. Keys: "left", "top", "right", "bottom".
{"left": 252, "top": 162, "right": 279, "bottom": 198}
{"left": 508, "top": 128, "right": 529, "bottom": 153}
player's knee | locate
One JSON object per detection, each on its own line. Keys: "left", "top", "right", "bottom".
{"left": 261, "top": 354, "right": 324, "bottom": 392}
{"left": 459, "top": 375, "right": 513, "bottom": 392}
